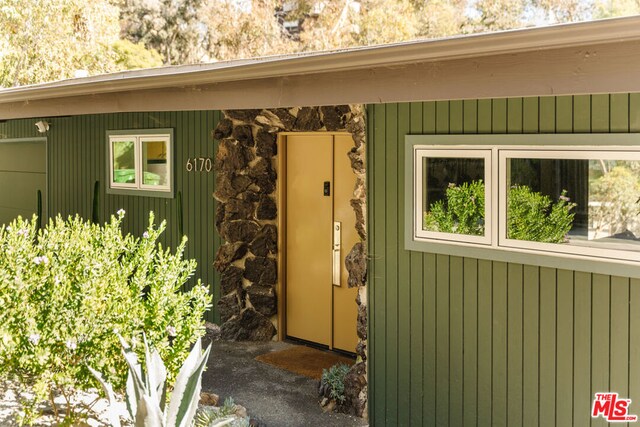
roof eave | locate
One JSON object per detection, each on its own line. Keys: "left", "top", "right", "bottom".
{"left": 2, "top": 16, "right": 640, "bottom": 104}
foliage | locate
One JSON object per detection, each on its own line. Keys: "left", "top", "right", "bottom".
{"left": 320, "top": 363, "right": 351, "bottom": 403}
{"left": 0, "top": 0, "right": 121, "bottom": 87}
{"left": 5, "top": 0, "right": 640, "bottom": 86}
{"left": 424, "top": 180, "right": 576, "bottom": 243}
{"left": 195, "top": 398, "right": 249, "bottom": 427}
{"left": 201, "top": 0, "right": 296, "bottom": 62}
{"left": 112, "top": 39, "right": 164, "bottom": 70}
{"left": 423, "top": 180, "right": 485, "bottom": 236}
{"left": 507, "top": 185, "right": 576, "bottom": 243}
{"left": 120, "top": 0, "right": 207, "bottom": 65}
{"left": 590, "top": 165, "right": 640, "bottom": 237}
{"left": 0, "top": 211, "right": 210, "bottom": 424}
{"left": 90, "top": 335, "right": 222, "bottom": 427}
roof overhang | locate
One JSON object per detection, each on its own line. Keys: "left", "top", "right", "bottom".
{"left": 3, "top": 16, "right": 640, "bottom": 119}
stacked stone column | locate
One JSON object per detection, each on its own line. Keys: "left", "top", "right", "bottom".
{"left": 212, "top": 105, "right": 368, "bottom": 417}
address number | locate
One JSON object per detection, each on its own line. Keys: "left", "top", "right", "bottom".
{"left": 186, "top": 157, "right": 213, "bottom": 172}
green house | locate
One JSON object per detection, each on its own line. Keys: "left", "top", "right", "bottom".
{"left": 2, "top": 16, "right": 640, "bottom": 425}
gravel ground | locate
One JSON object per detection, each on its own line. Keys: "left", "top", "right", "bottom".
{"left": 0, "top": 381, "right": 128, "bottom": 426}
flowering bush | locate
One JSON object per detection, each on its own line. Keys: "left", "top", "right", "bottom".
{"left": 0, "top": 211, "right": 210, "bottom": 423}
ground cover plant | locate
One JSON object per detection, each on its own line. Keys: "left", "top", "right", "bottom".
{"left": 0, "top": 211, "right": 210, "bottom": 425}
{"left": 320, "top": 363, "right": 351, "bottom": 404}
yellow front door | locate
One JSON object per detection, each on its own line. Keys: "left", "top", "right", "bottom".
{"left": 285, "top": 134, "right": 359, "bottom": 353}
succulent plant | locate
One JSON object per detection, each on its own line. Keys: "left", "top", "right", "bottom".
{"left": 90, "top": 334, "right": 231, "bottom": 427}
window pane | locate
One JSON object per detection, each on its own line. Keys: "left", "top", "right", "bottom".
{"left": 507, "top": 157, "right": 640, "bottom": 251}
{"left": 142, "top": 140, "right": 168, "bottom": 186}
{"left": 422, "top": 157, "right": 485, "bottom": 235}
{"left": 112, "top": 140, "right": 136, "bottom": 184}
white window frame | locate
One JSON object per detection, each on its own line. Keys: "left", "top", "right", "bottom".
{"left": 406, "top": 134, "right": 640, "bottom": 278}
{"left": 498, "top": 147, "right": 640, "bottom": 263}
{"left": 414, "top": 147, "right": 493, "bottom": 245}
{"left": 109, "top": 135, "right": 138, "bottom": 190}
{"left": 139, "top": 135, "right": 172, "bottom": 192}
{"left": 107, "top": 130, "right": 173, "bottom": 198}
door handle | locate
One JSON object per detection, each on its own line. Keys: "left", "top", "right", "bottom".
{"left": 333, "top": 222, "right": 341, "bottom": 286}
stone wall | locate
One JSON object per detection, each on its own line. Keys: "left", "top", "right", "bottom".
{"left": 212, "top": 105, "right": 368, "bottom": 417}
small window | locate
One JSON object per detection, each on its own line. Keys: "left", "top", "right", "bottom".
{"left": 107, "top": 130, "right": 173, "bottom": 198}
{"left": 414, "top": 148, "right": 492, "bottom": 245}
{"left": 499, "top": 149, "right": 640, "bottom": 262}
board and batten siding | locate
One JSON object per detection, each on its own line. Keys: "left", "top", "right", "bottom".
{"left": 367, "top": 95, "right": 640, "bottom": 426}
{"left": 0, "top": 111, "right": 222, "bottom": 322}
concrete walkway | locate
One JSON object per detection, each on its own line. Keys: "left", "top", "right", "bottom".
{"left": 202, "top": 340, "right": 368, "bottom": 427}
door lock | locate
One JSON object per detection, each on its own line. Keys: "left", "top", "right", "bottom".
{"left": 324, "top": 181, "right": 331, "bottom": 196}
{"left": 333, "top": 222, "right": 341, "bottom": 286}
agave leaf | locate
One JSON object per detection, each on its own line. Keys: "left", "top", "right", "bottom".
{"left": 87, "top": 366, "right": 122, "bottom": 427}
{"left": 119, "top": 335, "right": 147, "bottom": 415}
{"left": 149, "top": 343, "right": 167, "bottom": 402}
{"left": 135, "top": 395, "right": 165, "bottom": 427}
{"left": 143, "top": 333, "right": 152, "bottom": 392}
{"left": 175, "top": 343, "right": 212, "bottom": 427}
{"left": 159, "top": 379, "right": 168, "bottom": 413}
{"left": 166, "top": 340, "right": 211, "bottom": 427}
{"left": 143, "top": 333, "right": 167, "bottom": 402}
{"left": 165, "top": 339, "right": 202, "bottom": 426}
{"left": 119, "top": 335, "right": 144, "bottom": 385}
{"left": 126, "top": 371, "right": 139, "bottom": 421}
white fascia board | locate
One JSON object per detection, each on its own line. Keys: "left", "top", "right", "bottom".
{"left": 1, "top": 16, "right": 640, "bottom": 105}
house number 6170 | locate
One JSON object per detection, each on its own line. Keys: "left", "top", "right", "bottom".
{"left": 186, "top": 157, "right": 213, "bottom": 172}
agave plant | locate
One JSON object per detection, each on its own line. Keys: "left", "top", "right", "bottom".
{"left": 90, "top": 335, "right": 232, "bottom": 427}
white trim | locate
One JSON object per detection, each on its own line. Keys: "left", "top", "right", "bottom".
{"left": 409, "top": 139, "right": 640, "bottom": 268}
{"left": 413, "top": 146, "right": 492, "bottom": 245}
{"left": 498, "top": 147, "right": 640, "bottom": 263}
{"left": 108, "top": 132, "right": 172, "bottom": 195}
{"left": 2, "top": 16, "right": 640, "bottom": 104}
{"left": 108, "top": 135, "right": 137, "bottom": 189}
{"left": 139, "top": 135, "right": 172, "bottom": 192}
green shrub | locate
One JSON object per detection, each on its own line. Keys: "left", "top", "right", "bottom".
{"left": 423, "top": 180, "right": 485, "bottom": 236}
{"left": 423, "top": 180, "right": 576, "bottom": 244}
{"left": 320, "top": 363, "right": 351, "bottom": 404}
{"left": 507, "top": 185, "right": 576, "bottom": 243}
{"left": 0, "top": 211, "right": 210, "bottom": 424}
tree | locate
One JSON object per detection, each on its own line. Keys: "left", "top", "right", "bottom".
{"left": 112, "top": 39, "right": 164, "bottom": 70}
{"left": 468, "top": 0, "right": 528, "bottom": 32}
{"left": 120, "top": 0, "right": 208, "bottom": 65}
{"left": 593, "top": 0, "right": 640, "bottom": 18}
{"left": 0, "top": 0, "right": 121, "bottom": 87}
{"left": 201, "top": 0, "right": 297, "bottom": 61}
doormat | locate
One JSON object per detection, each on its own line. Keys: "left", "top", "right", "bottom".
{"left": 255, "top": 345, "right": 354, "bottom": 380}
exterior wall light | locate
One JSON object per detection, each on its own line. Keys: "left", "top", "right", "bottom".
{"left": 35, "top": 121, "right": 49, "bottom": 133}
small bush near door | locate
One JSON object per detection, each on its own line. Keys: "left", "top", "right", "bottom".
{"left": 0, "top": 211, "right": 210, "bottom": 424}
{"left": 319, "top": 363, "right": 351, "bottom": 404}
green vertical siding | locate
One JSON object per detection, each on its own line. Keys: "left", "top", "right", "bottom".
{"left": 0, "top": 112, "right": 221, "bottom": 322}
{"left": 367, "top": 95, "right": 640, "bottom": 426}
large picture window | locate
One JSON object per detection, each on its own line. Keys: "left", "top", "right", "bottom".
{"left": 499, "top": 149, "right": 640, "bottom": 261}
{"left": 407, "top": 134, "right": 640, "bottom": 273}
{"left": 107, "top": 130, "right": 173, "bottom": 198}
